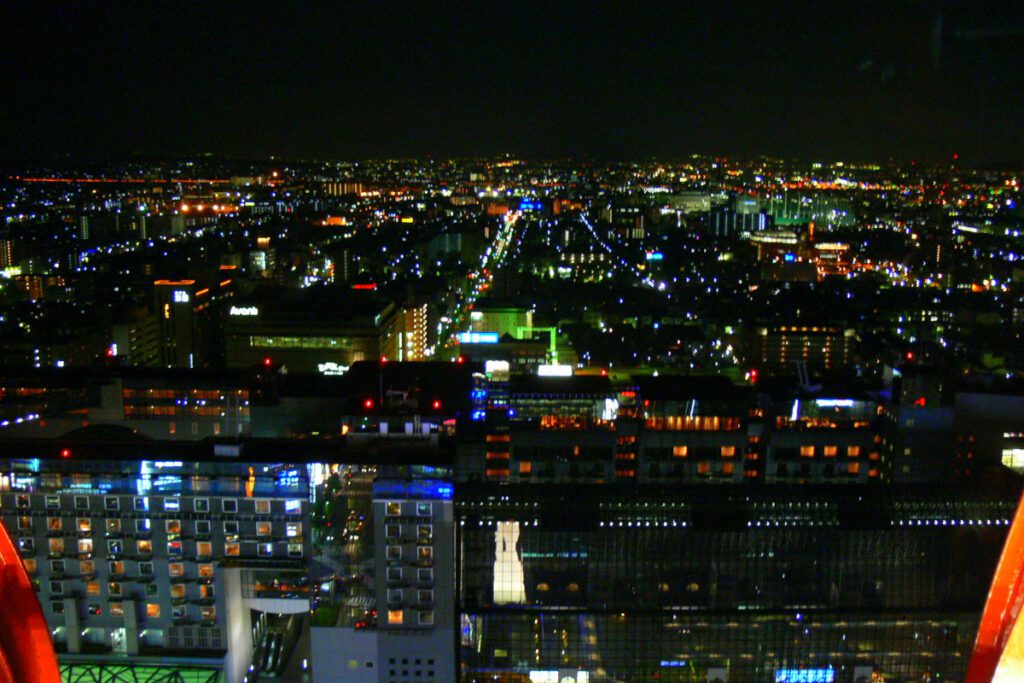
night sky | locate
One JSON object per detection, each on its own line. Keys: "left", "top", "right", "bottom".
{"left": 2, "top": 1, "right": 1023, "bottom": 164}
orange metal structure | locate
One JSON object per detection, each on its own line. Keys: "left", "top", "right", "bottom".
{"left": 966, "top": 488, "right": 1024, "bottom": 683}
{"left": 0, "top": 521, "right": 60, "bottom": 683}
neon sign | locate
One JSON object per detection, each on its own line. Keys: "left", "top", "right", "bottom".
{"left": 458, "top": 331, "right": 499, "bottom": 344}
{"left": 774, "top": 668, "right": 835, "bottom": 683}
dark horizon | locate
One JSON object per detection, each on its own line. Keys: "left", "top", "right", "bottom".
{"left": 2, "top": 1, "right": 1024, "bottom": 165}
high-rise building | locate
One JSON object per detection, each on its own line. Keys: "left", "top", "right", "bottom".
{"left": 455, "top": 481, "right": 1020, "bottom": 683}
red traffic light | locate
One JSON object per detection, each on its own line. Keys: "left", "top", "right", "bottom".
{"left": 363, "top": 398, "right": 374, "bottom": 410}
{"left": 455, "top": 355, "right": 465, "bottom": 364}
{"left": 60, "top": 448, "right": 71, "bottom": 459}
{"left": 263, "top": 357, "right": 273, "bottom": 367}
{"left": 432, "top": 400, "right": 441, "bottom": 410}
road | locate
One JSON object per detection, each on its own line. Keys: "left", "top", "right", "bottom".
{"left": 431, "top": 210, "right": 524, "bottom": 358}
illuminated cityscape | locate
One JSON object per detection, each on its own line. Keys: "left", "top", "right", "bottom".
{"left": 2, "top": 3, "right": 1024, "bottom": 683}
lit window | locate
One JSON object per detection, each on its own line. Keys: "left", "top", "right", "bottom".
{"left": 47, "top": 538, "right": 63, "bottom": 555}
{"left": 286, "top": 522, "right": 302, "bottom": 538}
{"left": 170, "top": 584, "right": 186, "bottom": 599}
{"left": 256, "top": 522, "right": 272, "bottom": 537}
{"left": 417, "top": 502, "right": 432, "bottom": 516}
{"left": 800, "top": 446, "right": 815, "bottom": 458}
{"left": 288, "top": 543, "right": 303, "bottom": 557}
{"left": 108, "top": 582, "right": 122, "bottom": 597}
{"left": 823, "top": 446, "right": 838, "bottom": 457}
{"left": 196, "top": 542, "right": 212, "bottom": 558}
{"left": 255, "top": 500, "right": 271, "bottom": 514}
{"left": 80, "top": 560, "right": 95, "bottom": 575}
{"left": 198, "top": 563, "right": 214, "bottom": 579}
{"left": 137, "top": 540, "right": 152, "bottom": 555}
{"left": 1002, "top": 448, "right": 1024, "bottom": 469}
{"left": 47, "top": 517, "right": 62, "bottom": 532}
{"left": 720, "top": 446, "right": 736, "bottom": 458}
{"left": 86, "top": 581, "right": 100, "bottom": 596}
{"left": 146, "top": 603, "right": 161, "bottom": 618}
{"left": 109, "top": 603, "right": 124, "bottom": 617}
{"left": 105, "top": 519, "right": 121, "bottom": 534}
{"left": 847, "top": 446, "right": 861, "bottom": 457}
{"left": 163, "top": 498, "right": 179, "bottom": 512}
{"left": 77, "top": 518, "right": 92, "bottom": 533}
{"left": 388, "top": 609, "right": 403, "bottom": 625}
{"left": 168, "top": 563, "right": 184, "bottom": 577}
{"left": 78, "top": 538, "right": 93, "bottom": 556}
{"left": 224, "top": 542, "right": 240, "bottom": 556}
{"left": 386, "top": 502, "right": 401, "bottom": 516}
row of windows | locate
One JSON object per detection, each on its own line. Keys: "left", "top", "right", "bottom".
{"left": 8, "top": 494, "right": 297, "bottom": 514}
{"left": 385, "top": 501, "right": 434, "bottom": 517}
{"left": 12, "top": 517, "right": 299, "bottom": 539}
{"left": 386, "top": 567, "right": 434, "bottom": 583}
{"left": 387, "top": 545, "right": 435, "bottom": 563}
{"left": 386, "top": 609, "right": 434, "bottom": 626}
{"left": 52, "top": 600, "right": 216, "bottom": 622}
{"left": 384, "top": 524, "right": 433, "bottom": 543}
{"left": 122, "top": 389, "right": 247, "bottom": 400}
{"left": 387, "top": 588, "right": 434, "bottom": 604}
{"left": 47, "top": 578, "right": 214, "bottom": 602}
{"left": 29, "top": 558, "right": 215, "bottom": 579}
{"left": 20, "top": 536, "right": 303, "bottom": 559}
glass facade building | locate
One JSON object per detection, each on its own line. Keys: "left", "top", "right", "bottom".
{"left": 455, "top": 483, "right": 1020, "bottom": 682}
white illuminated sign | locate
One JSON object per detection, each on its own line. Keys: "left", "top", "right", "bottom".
{"left": 775, "top": 668, "right": 835, "bottom": 683}
{"left": 459, "top": 331, "right": 499, "bottom": 344}
{"left": 173, "top": 290, "right": 190, "bottom": 303}
{"left": 485, "top": 360, "right": 510, "bottom": 375}
{"left": 815, "top": 399, "right": 854, "bottom": 408}
{"left": 537, "top": 364, "right": 573, "bottom": 377}
{"left": 229, "top": 306, "right": 259, "bottom": 316}
{"left": 317, "top": 362, "right": 350, "bottom": 376}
